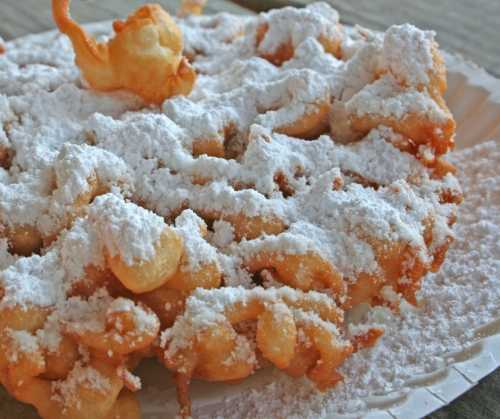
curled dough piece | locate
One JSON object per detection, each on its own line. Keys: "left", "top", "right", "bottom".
{"left": 330, "top": 73, "right": 455, "bottom": 155}
{"left": 345, "top": 235, "right": 432, "bottom": 309}
{"left": 330, "top": 95, "right": 455, "bottom": 155}
{"left": 255, "top": 304, "right": 297, "bottom": 369}
{"left": 69, "top": 265, "right": 130, "bottom": 298}
{"left": 64, "top": 298, "right": 160, "bottom": 357}
{"left": 11, "top": 360, "right": 124, "bottom": 419}
{"left": 0, "top": 330, "right": 46, "bottom": 389}
{"left": 168, "top": 262, "right": 221, "bottom": 293}
{"left": 198, "top": 209, "right": 286, "bottom": 241}
{"left": 137, "top": 285, "right": 186, "bottom": 328}
{"left": 274, "top": 101, "right": 331, "bottom": 140}
{"left": 244, "top": 250, "right": 346, "bottom": 298}
{"left": 0, "top": 303, "right": 50, "bottom": 332}
{"left": 331, "top": 28, "right": 454, "bottom": 155}
{"left": 52, "top": 1, "right": 196, "bottom": 104}
{"left": 0, "top": 144, "right": 11, "bottom": 168}
{"left": 42, "top": 335, "right": 79, "bottom": 380}
{"left": 107, "top": 227, "right": 183, "bottom": 294}
{"left": 136, "top": 262, "right": 221, "bottom": 328}
{"left": 160, "top": 287, "right": 380, "bottom": 417}
{"left": 256, "top": 22, "right": 342, "bottom": 67}
{"left": 255, "top": 4, "right": 343, "bottom": 67}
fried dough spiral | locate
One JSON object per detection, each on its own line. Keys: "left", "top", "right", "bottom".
{"left": 52, "top": 0, "right": 196, "bottom": 104}
{"left": 159, "top": 286, "right": 382, "bottom": 417}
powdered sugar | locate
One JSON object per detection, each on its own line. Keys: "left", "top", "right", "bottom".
{"left": 161, "top": 285, "right": 343, "bottom": 357}
{"left": 185, "top": 141, "right": 500, "bottom": 418}
{"left": 52, "top": 143, "right": 131, "bottom": 206}
{"left": 383, "top": 24, "right": 436, "bottom": 87}
{"left": 0, "top": 3, "right": 481, "bottom": 417}
{"left": 0, "top": 5, "right": 455, "bottom": 283}
{"left": 51, "top": 361, "right": 112, "bottom": 409}
{"left": 210, "top": 220, "right": 235, "bottom": 249}
{"left": 88, "top": 194, "right": 166, "bottom": 265}
{"left": 0, "top": 249, "right": 66, "bottom": 308}
{"left": 347, "top": 74, "right": 448, "bottom": 122}
{"left": 0, "top": 238, "right": 16, "bottom": 270}
{"left": 6, "top": 329, "right": 40, "bottom": 360}
{"left": 107, "top": 297, "right": 159, "bottom": 332}
{"left": 58, "top": 217, "right": 105, "bottom": 282}
{"left": 255, "top": 3, "right": 340, "bottom": 56}
{"left": 164, "top": 67, "right": 330, "bottom": 146}
{"left": 175, "top": 209, "right": 218, "bottom": 270}
{"left": 37, "top": 288, "right": 159, "bottom": 354}
{"left": 0, "top": 0, "right": 458, "bottom": 341}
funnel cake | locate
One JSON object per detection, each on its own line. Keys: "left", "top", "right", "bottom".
{"left": 0, "top": 2, "right": 462, "bottom": 419}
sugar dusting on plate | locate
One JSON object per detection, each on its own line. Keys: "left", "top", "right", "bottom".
{"left": 175, "top": 140, "right": 498, "bottom": 418}
{"left": 136, "top": 140, "right": 499, "bottom": 418}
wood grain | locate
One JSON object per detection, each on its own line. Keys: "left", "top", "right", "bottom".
{"left": 0, "top": 1, "right": 499, "bottom": 418}
{"left": 0, "top": 0, "right": 250, "bottom": 40}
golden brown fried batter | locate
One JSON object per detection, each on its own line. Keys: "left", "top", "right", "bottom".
{"left": 52, "top": 1, "right": 196, "bottom": 104}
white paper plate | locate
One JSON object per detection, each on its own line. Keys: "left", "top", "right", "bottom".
{"left": 1, "top": 22, "right": 500, "bottom": 419}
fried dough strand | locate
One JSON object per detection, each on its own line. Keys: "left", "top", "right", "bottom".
{"left": 159, "top": 287, "right": 382, "bottom": 417}
{"left": 52, "top": 0, "right": 196, "bottom": 104}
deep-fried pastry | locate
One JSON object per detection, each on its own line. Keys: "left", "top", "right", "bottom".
{"left": 52, "top": 0, "right": 196, "bottom": 104}
{"left": 0, "top": 2, "right": 462, "bottom": 418}
{"left": 159, "top": 286, "right": 381, "bottom": 417}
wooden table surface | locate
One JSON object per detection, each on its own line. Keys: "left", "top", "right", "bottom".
{"left": 1, "top": 1, "right": 499, "bottom": 418}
